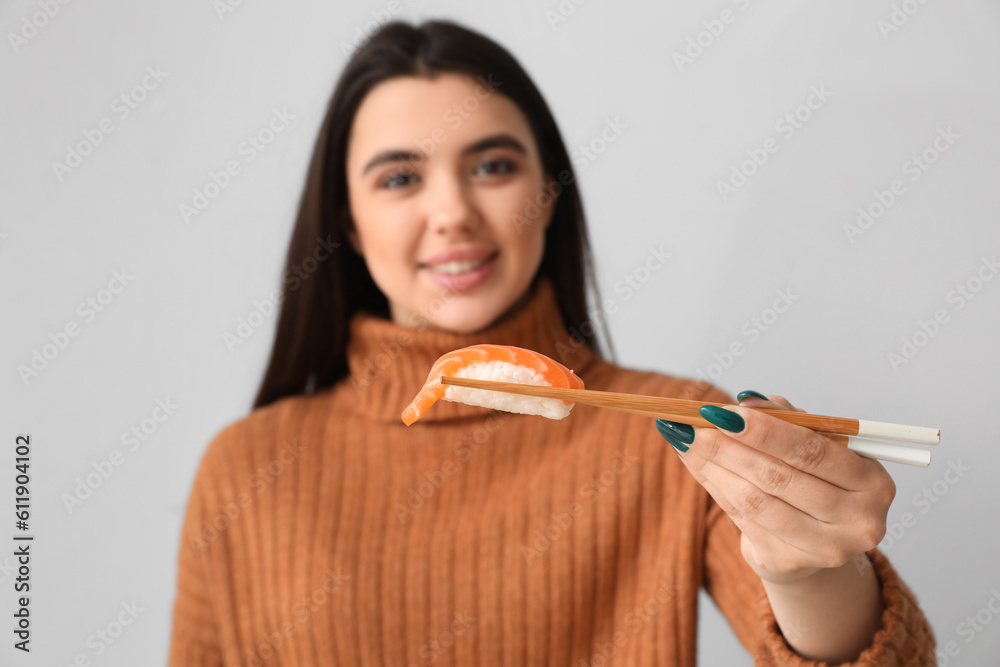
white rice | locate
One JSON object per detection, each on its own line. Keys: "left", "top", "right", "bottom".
{"left": 443, "top": 360, "right": 574, "bottom": 420}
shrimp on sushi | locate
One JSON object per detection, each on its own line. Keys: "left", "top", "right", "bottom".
{"left": 401, "top": 344, "right": 584, "bottom": 425}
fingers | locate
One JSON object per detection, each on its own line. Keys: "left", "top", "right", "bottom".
{"left": 697, "top": 403, "right": 878, "bottom": 492}
{"left": 733, "top": 390, "right": 889, "bottom": 493}
{"left": 674, "top": 445, "right": 859, "bottom": 571}
{"left": 658, "top": 420, "right": 890, "bottom": 569}
{"left": 657, "top": 415, "right": 833, "bottom": 530}
{"left": 679, "top": 428, "right": 842, "bottom": 522}
{"left": 655, "top": 389, "right": 897, "bottom": 577}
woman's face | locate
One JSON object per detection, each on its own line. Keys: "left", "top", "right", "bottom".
{"left": 345, "top": 73, "right": 555, "bottom": 333}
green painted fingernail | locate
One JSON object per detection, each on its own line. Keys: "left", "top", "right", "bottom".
{"left": 657, "top": 419, "right": 694, "bottom": 444}
{"left": 655, "top": 419, "right": 693, "bottom": 453}
{"left": 737, "top": 390, "right": 768, "bottom": 402}
{"left": 699, "top": 405, "right": 745, "bottom": 433}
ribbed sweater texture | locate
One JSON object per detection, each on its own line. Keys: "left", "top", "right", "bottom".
{"left": 169, "top": 278, "right": 936, "bottom": 666}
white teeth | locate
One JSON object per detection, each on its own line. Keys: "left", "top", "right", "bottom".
{"left": 427, "top": 258, "right": 489, "bottom": 274}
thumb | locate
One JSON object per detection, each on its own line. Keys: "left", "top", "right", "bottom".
{"left": 737, "top": 390, "right": 805, "bottom": 413}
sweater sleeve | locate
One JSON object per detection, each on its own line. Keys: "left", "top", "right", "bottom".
{"left": 703, "top": 499, "right": 937, "bottom": 665}
{"left": 167, "top": 428, "right": 229, "bottom": 667}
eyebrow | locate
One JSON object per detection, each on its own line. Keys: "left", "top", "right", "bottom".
{"left": 360, "top": 133, "right": 528, "bottom": 176}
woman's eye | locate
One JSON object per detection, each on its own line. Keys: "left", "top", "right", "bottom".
{"left": 378, "top": 169, "right": 417, "bottom": 190}
{"left": 474, "top": 158, "right": 516, "bottom": 176}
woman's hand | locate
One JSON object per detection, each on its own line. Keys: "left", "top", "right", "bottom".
{"left": 656, "top": 390, "right": 894, "bottom": 662}
{"left": 657, "top": 391, "right": 895, "bottom": 584}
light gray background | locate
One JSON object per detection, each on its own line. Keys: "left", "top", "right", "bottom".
{"left": 1, "top": 0, "right": 998, "bottom": 665}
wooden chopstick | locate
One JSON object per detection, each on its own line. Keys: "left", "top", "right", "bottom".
{"left": 440, "top": 376, "right": 940, "bottom": 447}
{"left": 440, "top": 377, "right": 932, "bottom": 467}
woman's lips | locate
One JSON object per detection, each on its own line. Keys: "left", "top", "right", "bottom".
{"left": 422, "top": 252, "right": 498, "bottom": 291}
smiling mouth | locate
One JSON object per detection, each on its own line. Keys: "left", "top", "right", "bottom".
{"left": 426, "top": 258, "right": 490, "bottom": 274}
{"left": 420, "top": 251, "right": 499, "bottom": 291}
{"left": 422, "top": 252, "right": 498, "bottom": 275}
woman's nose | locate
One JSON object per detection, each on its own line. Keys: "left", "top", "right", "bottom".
{"left": 426, "top": 175, "right": 480, "bottom": 236}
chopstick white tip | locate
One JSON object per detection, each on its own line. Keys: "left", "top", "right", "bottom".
{"left": 856, "top": 419, "right": 940, "bottom": 446}
{"left": 847, "top": 437, "right": 931, "bottom": 467}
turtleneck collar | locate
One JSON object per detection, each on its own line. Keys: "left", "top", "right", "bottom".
{"left": 342, "top": 277, "right": 600, "bottom": 424}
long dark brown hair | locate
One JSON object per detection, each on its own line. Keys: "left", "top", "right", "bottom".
{"left": 253, "top": 19, "right": 611, "bottom": 409}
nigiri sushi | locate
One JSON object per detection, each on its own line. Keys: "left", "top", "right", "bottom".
{"left": 401, "top": 344, "right": 584, "bottom": 425}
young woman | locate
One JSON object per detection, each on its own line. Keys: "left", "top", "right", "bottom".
{"left": 169, "top": 20, "right": 935, "bottom": 666}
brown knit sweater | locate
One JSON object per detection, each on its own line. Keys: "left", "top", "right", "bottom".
{"left": 168, "top": 278, "right": 935, "bottom": 666}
